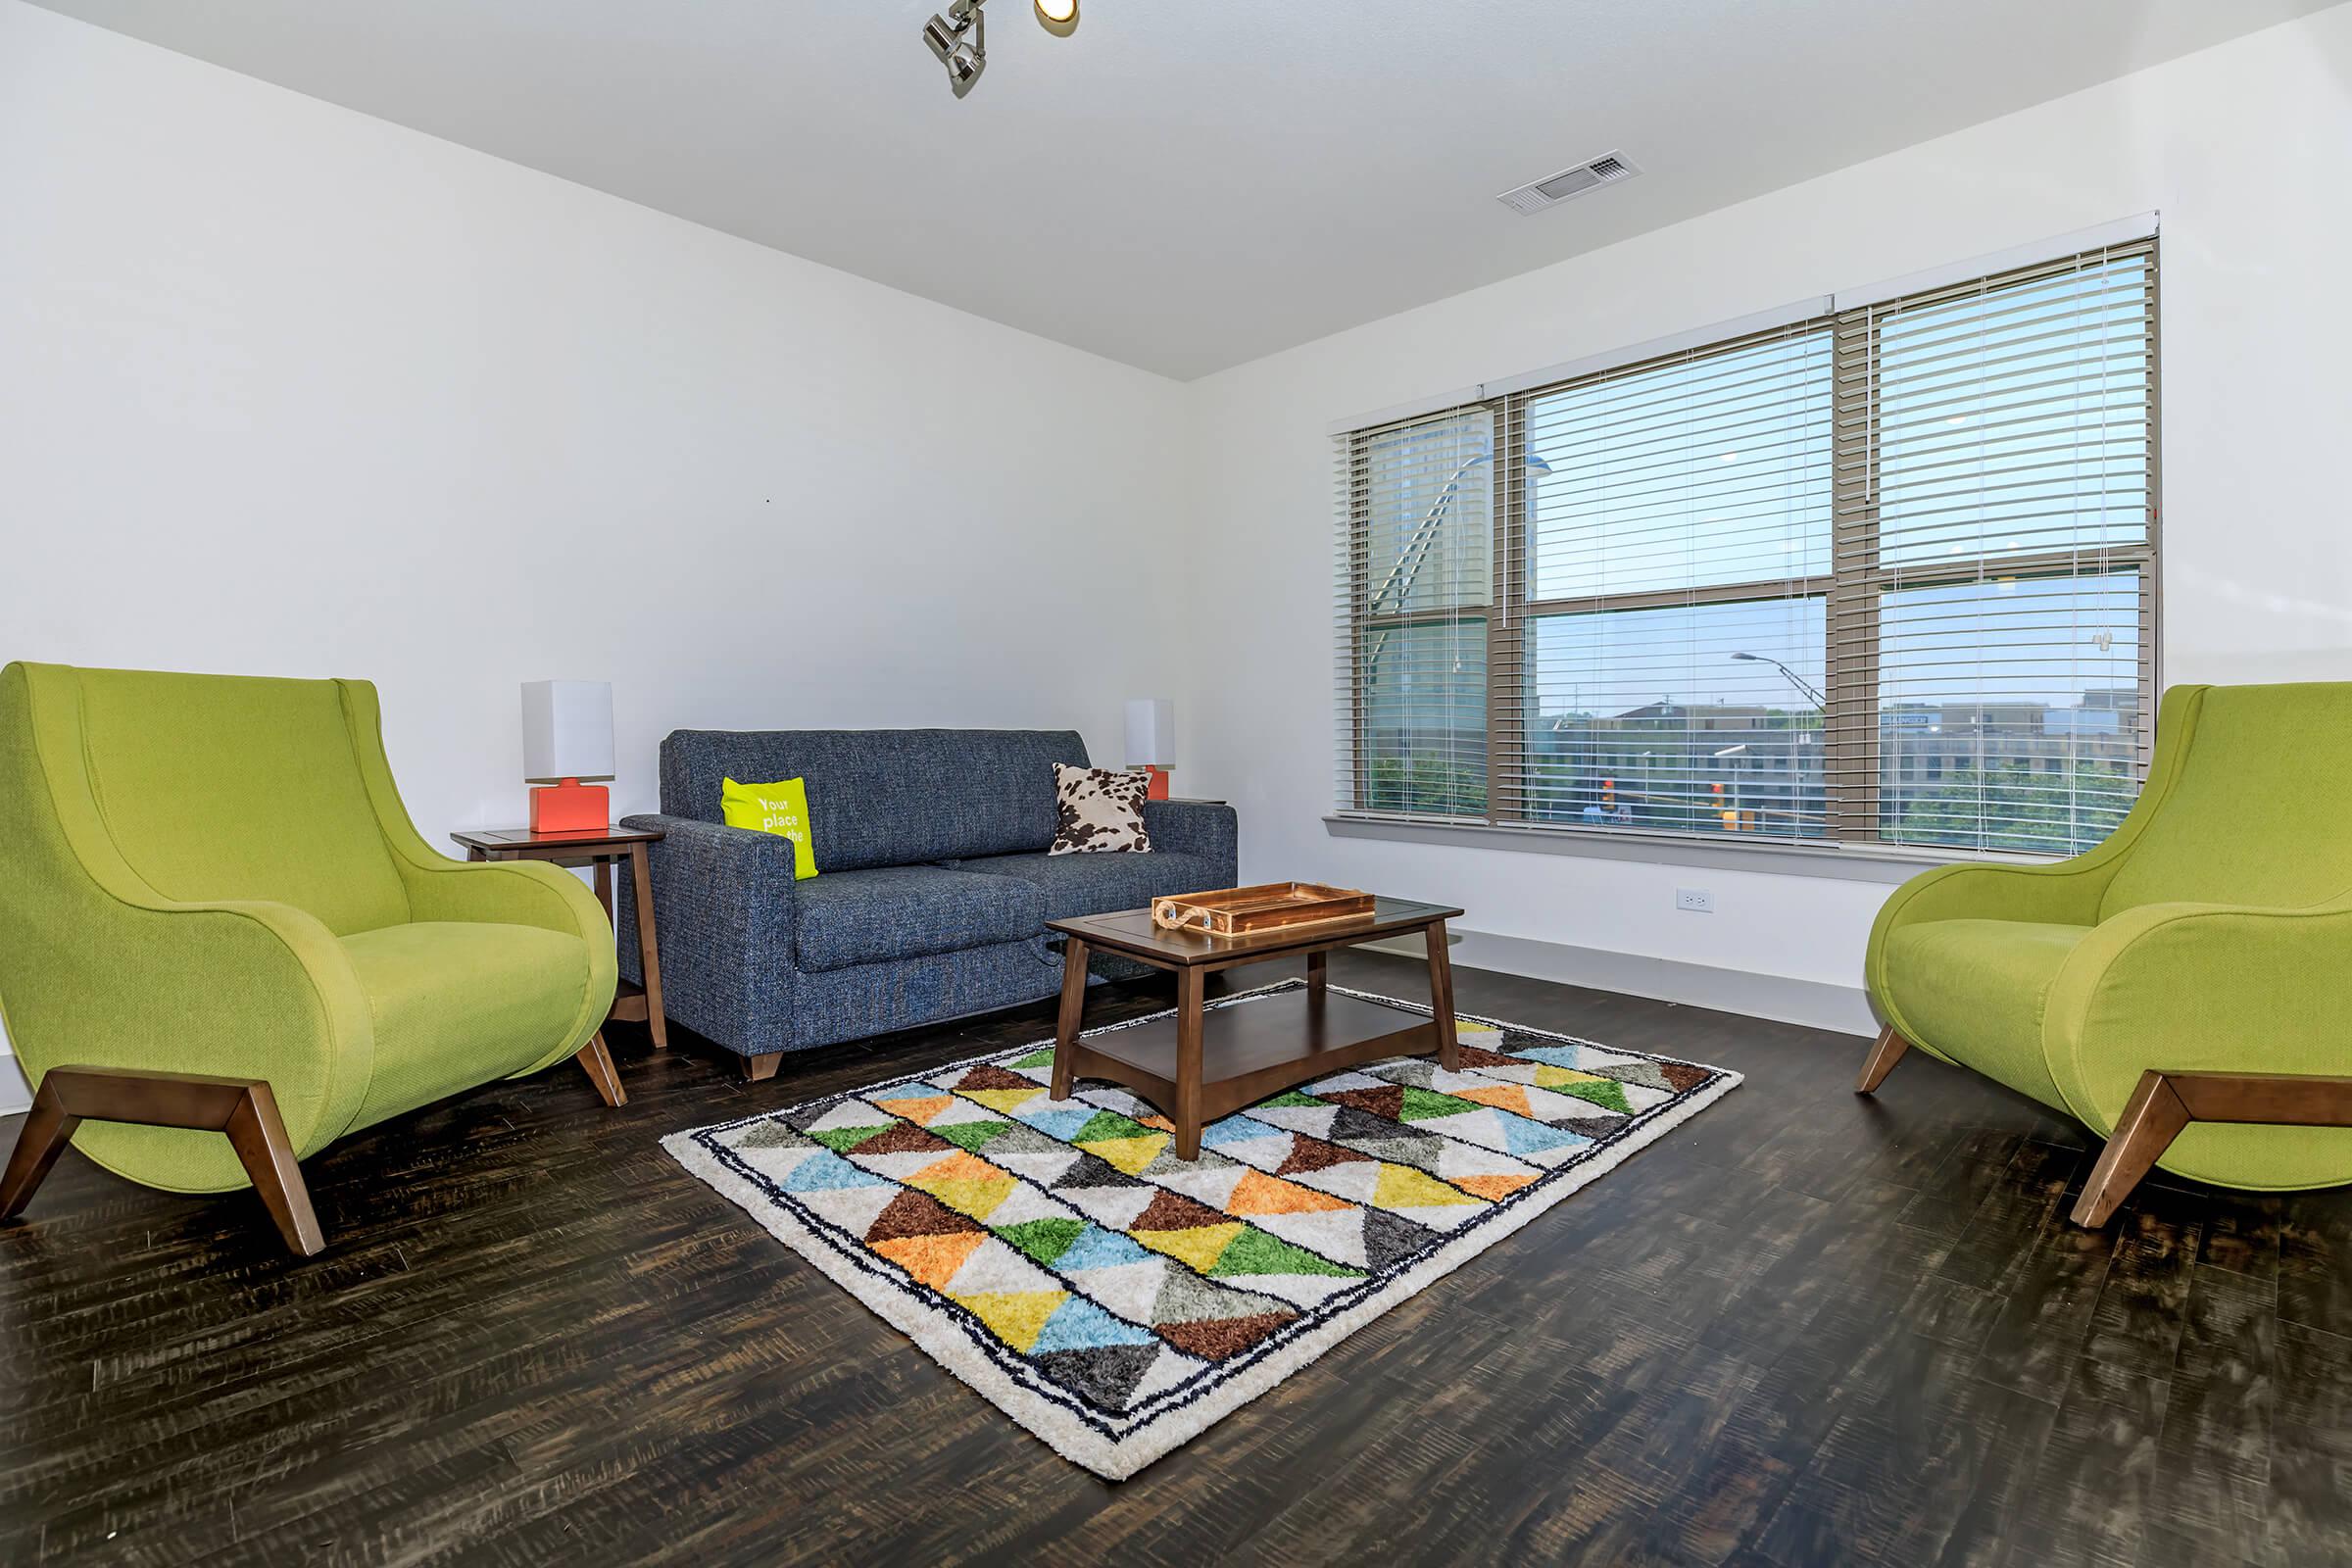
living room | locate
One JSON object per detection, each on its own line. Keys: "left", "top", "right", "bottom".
{"left": 4, "top": 1, "right": 2349, "bottom": 1562}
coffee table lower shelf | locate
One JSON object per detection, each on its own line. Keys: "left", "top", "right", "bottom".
{"left": 1046, "top": 894, "right": 1463, "bottom": 1159}
{"left": 1057, "top": 989, "right": 1446, "bottom": 1150}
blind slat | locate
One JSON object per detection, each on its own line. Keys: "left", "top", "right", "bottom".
{"left": 1337, "top": 237, "right": 2156, "bottom": 851}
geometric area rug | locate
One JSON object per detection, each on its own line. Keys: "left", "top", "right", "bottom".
{"left": 663, "top": 981, "right": 1740, "bottom": 1480}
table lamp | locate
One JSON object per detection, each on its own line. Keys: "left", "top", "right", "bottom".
{"left": 521, "top": 680, "right": 614, "bottom": 833}
{"left": 1125, "top": 698, "right": 1173, "bottom": 801}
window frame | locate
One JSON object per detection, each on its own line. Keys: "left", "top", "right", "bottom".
{"left": 1337, "top": 235, "right": 2162, "bottom": 862}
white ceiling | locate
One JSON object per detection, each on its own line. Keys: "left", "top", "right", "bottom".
{"left": 30, "top": 0, "right": 2342, "bottom": 379}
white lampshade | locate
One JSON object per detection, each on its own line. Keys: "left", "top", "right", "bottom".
{"left": 520, "top": 680, "right": 614, "bottom": 782}
{"left": 1124, "top": 698, "right": 1174, "bottom": 768}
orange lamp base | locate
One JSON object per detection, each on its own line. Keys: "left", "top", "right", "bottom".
{"left": 529, "top": 778, "right": 610, "bottom": 833}
{"left": 1144, "top": 765, "right": 1170, "bottom": 802}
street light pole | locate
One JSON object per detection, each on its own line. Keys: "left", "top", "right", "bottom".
{"left": 1365, "top": 445, "right": 1551, "bottom": 683}
{"left": 1730, "top": 650, "right": 1826, "bottom": 710}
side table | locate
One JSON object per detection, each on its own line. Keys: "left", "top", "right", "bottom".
{"left": 450, "top": 824, "right": 668, "bottom": 1051}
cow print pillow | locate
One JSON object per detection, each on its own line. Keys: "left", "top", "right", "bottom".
{"left": 1050, "top": 763, "right": 1153, "bottom": 856}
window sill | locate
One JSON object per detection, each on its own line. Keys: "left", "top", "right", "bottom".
{"left": 1322, "top": 814, "right": 2053, "bottom": 885}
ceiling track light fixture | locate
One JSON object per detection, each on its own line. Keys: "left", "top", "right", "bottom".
{"left": 922, "top": 0, "right": 1077, "bottom": 99}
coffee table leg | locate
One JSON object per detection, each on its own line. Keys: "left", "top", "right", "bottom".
{"left": 1175, "top": 967, "right": 1205, "bottom": 1159}
{"left": 1426, "top": 921, "right": 1459, "bottom": 1073}
{"left": 1051, "top": 938, "right": 1090, "bottom": 1101}
{"left": 1306, "top": 950, "right": 1327, "bottom": 1000}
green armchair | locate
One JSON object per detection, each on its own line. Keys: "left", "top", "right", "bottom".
{"left": 0, "top": 662, "right": 620, "bottom": 1254}
{"left": 1863, "top": 682, "right": 2352, "bottom": 1226}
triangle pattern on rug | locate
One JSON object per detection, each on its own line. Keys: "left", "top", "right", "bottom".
{"left": 953, "top": 1290, "right": 1070, "bottom": 1353}
{"left": 1069, "top": 1257, "right": 1176, "bottom": 1324}
{"left": 787, "top": 1181, "right": 904, "bottom": 1237}
{"left": 873, "top": 1228, "right": 991, "bottom": 1288}
{"left": 1057, "top": 1183, "right": 1161, "bottom": 1232}
{"left": 1250, "top": 1207, "right": 1373, "bottom": 1268}
{"left": 664, "top": 982, "right": 1737, "bottom": 1479}
{"left": 1276, "top": 1134, "right": 1375, "bottom": 1178}
{"left": 1225, "top": 1168, "right": 1350, "bottom": 1217}
{"left": 1032, "top": 1343, "right": 1168, "bottom": 1410}
{"left": 1244, "top": 1102, "right": 1343, "bottom": 1141}
{"left": 871, "top": 1093, "right": 953, "bottom": 1124}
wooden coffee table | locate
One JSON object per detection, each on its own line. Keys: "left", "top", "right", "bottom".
{"left": 1044, "top": 896, "right": 1464, "bottom": 1159}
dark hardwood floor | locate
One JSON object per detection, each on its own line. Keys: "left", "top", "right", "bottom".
{"left": 2, "top": 952, "right": 2347, "bottom": 1567}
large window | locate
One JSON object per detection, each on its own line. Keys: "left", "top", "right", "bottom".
{"left": 1337, "top": 237, "right": 2158, "bottom": 858}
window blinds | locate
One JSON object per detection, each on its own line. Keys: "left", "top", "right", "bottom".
{"left": 1335, "top": 408, "right": 1496, "bottom": 821}
{"left": 1494, "top": 319, "right": 1833, "bottom": 838}
{"left": 1829, "top": 242, "right": 2157, "bottom": 853}
{"left": 1334, "top": 234, "right": 2158, "bottom": 858}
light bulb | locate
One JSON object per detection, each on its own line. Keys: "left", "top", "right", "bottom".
{"left": 1036, "top": 0, "right": 1077, "bottom": 36}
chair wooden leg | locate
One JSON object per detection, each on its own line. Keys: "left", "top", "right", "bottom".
{"left": 0, "top": 1065, "right": 326, "bottom": 1257}
{"left": 222, "top": 1084, "right": 326, "bottom": 1255}
{"left": 742, "top": 1052, "right": 783, "bottom": 1083}
{"left": 1855, "top": 1025, "right": 1911, "bottom": 1094}
{"left": 2069, "top": 1068, "right": 2352, "bottom": 1228}
{"left": 574, "top": 1033, "right": 626, "bottom": 1107}
{"left": 2072, "top": 1070, "right": 2192, "bottom": 1228}
{"left": 0, "top": 1077, "right": 80, "bottom": 1222}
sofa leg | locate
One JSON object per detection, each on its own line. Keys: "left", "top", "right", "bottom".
{"left": 2073, "top": 1071, "right": 2190, "bottom": 1228}
{"left": 0, "top": 1066, "right": 325, "bottom": 1257}
{"left": 743, "top": 1052, "right": 783, "bottom": 1084}
{"left": 2071, "top": 1068, "right": 2352, "bottom": 1228}
{"left": 574, "top": 1033, "right": 626, "bottom": 1108}
{"left": 1855, "top": 1025, "right": 1911, "bottom": 1094}
{"left": 0, "top": 1077, "right": 80, "bottom": 1224}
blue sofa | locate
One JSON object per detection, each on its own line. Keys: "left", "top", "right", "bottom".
{"left": 615, "top": 729, "right": 1238, "bottom": 1076}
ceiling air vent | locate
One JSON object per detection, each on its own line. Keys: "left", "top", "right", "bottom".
{"left": 1497, "top": 151, "right": 1640, "bottom": 217}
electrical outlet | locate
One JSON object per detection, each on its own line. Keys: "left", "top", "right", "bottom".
{"left": 1675, "top": 887, "right": 1714, "bottom": 913}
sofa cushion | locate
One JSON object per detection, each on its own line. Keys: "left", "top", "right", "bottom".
{"left": 1050, "top": 762, "right": 1153, "bottom": 855}
{"left": 719, "top": 775, "right": 818, "bottom": 878}
{"left": 1880, "top": 917, "right": 2093, "bottom": 1110}
{"left": 341, "top": 921, "right": 596, "bottom": 1127}
{"left": 661, "top": 729, "right": 1087, "bottom": 870}
{"left": 794, "top": 864, "right": 1047, "bottom": 973}
{"left": 950, "top": 850, "right": 1229, "bottom": 922}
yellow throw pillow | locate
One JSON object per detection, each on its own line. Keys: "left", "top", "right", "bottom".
{"left": 719, "top": 776, "right": 819, "bottom": 880}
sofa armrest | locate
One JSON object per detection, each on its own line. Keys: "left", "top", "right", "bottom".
{"left": 1142, "top": 800, "right": 1238, "bottom": 882}
{"left": 0, "top": 893, "right": 374, "bottom": 1188}
{"left": 399, "top": 852, "right": 612, "bottom": 941}
{"left": 2041, "top": 898, "right": 2352, "bottom": 1143}
{"left": 1867, "top": 685, "right": 2217, "bottom": 1021}
{"left": 617, "top": 813, "right": 800, "bottom": 1056}
{"left": 1865, "top": 858, "right": 2115, "bottom": 1022}
{"left": 1874, "top": 858, "right": 2111, "bottom": 933}
{"left": 385, "top": 856, "right": 618, "bottom": 1074}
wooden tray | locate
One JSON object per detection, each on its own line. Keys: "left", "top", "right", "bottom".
{"left": 1150, "top": 882, "right": 1376, "bottom": 938}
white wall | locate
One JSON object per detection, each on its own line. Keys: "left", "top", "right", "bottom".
{"left": 1180, "top": 7, "right": 2352, "bottom": 1031}
{"left": 8, "top": 4, "right": 2352, "bottom": 1114}
{"left": 0, "top": 3, "right": 1190, "bottom": 1104}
